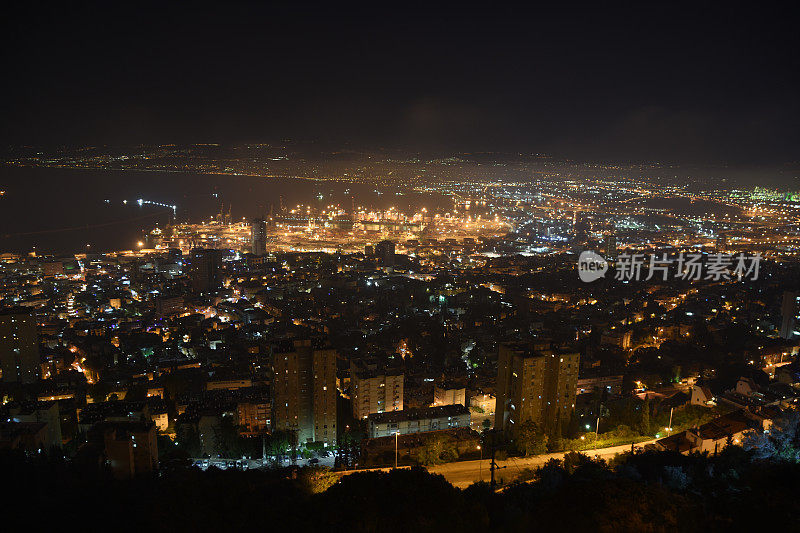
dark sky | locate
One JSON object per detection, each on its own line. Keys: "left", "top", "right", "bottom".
{"left": 2, "top": 3, "right": 799, "bottom": 164}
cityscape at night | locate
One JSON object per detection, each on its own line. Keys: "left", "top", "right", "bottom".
{"left": 2, "top": 4, "right": 800, "bottom": 532}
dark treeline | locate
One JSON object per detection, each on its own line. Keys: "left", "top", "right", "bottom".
{"left": 5, "top": 434, "right": 800, "bottom": 533}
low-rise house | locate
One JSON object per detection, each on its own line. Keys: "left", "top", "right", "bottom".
{"left": 655, "top": 409, "right": 776, "bottom": 454}
{"left": 690, "top": 385, "right": 716, "bottom": 406}
{"left": 367, "top": 404, "right": 470, "bottom": 438}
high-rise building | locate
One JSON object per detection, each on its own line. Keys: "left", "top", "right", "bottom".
{"left": 715, "top": 232, "right": 728, "bottom": 251}
{"left": 0, "top": 308, "right": 39, "bottom": 384}
{"left": 780, "top": 291, "right": 800, "bottom": 339}
{"left": 350, "top": 359, "right": 404, "bottom": 419}
{"left": 189, "top": 248, "right": 223, "bottom": 293}
{"left": 154, "top": 294, "right": 184, "bottom": 318}
{"left": 573, "top": 213, "right": 589, "bottom": 241}
{"left": 604, "top": 233, "right": 618, "bottom": 260}
{"left": 375, "top": 240, "right": 396, "bottom": 266}
{"left": 494, "top": 342, "right": 579, "bottom": 434}
{"left": 250, "top": 218, "right": 267, "bottom": 256}
{"left": 271, "top": 339, "right": 337, "bottom": 446}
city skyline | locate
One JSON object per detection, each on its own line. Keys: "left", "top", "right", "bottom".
{"left": 2, "top": 5, "right": 800, "bottom": 532}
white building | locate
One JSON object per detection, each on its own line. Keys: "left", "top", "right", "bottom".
{"left": 367, "top": 404, "right": 470, "bottom": 438}
{"left": 433, "top": 385, "right": 466, "bottom": 407}
{"left": 350, "top": 360, "right": 404, "bottom": 420}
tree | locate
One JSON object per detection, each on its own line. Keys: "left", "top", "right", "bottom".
{"left": 416, "top": 434, "right": 458, "bottom": 465}
{"left": 86, "top": 381, "right": 112, "bottom": 403}
{"left": 300, "top": 467, "right": 339, "bottom": 494}
{"left": 640, "top": 397, "right": 651, "bottom": 436}
{"left": 176, "top": 422, "right": 202, "bottom": 457}
{"left": 562, "top": 451, "right": 592, "bottom": 473}
{"left": 516, "top": 420, "right": 548, "bottom": 456}
{"left": 265, "top": 430, "right": 291, "bottom": 465}
{"left": 745, "top": 411, "right": 800, "bottom": 462}
{"left": 548, "top": 416, "right": 564, "bottom": 452}
{"left": 212, "top": 415, "right": 240, "bottom": 457}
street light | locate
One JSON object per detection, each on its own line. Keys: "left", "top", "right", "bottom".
{"left": 477, "top": 445, "right": 482, "bottom": 481}
{"left": 594, "top": 416, "right": 600, "bottom": 455}
{"left": 395, "top": 431, "right": 399, "bottom": 468}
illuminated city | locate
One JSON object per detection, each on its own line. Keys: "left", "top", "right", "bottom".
{"left": 1, "top": 5, "right": 800, "bottom": 532}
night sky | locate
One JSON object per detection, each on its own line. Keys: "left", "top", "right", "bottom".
{"left": 2, "top": 4, "right": 799, "bottom": 164}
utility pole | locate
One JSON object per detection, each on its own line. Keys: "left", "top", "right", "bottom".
{"left": 489, "top": 429, "right": 505, "bottom": 489}
{"left": 490, "top": 429, "right": 497, "bottom": 489}
{"left": 667, "top": 407, "right": 674, "bottom": 434}
{"left": 595, "top": 416, "right": 600, "bottom": 449}
{"left": 477, "top": 444, "right": 482, "bottom": 482}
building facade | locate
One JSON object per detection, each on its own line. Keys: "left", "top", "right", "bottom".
{"left": 0, "top": 308, "right": 40, "bottom": 384}
{"left": 367, "top": 404, "right": 470, "bottom": 438}
{"left": 780, "top": 291, "right": 799, "bottom": 339}
{"left": 350, "top": 359, "right": 404, "bottom": 419}
{"left": 250, "top": 218, "right": 267, "bottom": 256}
{"left": 495, "top": 342, "right": 580, "bottom": 433}
{"left": 189, "top": 248, "right": 223, "bottom": 294}
{"left": 375, "top": 240, "right": 396, "bottom": 266}
{"left": 433, "top": 385, "right": 466, "bottom": 407}
{"left": 272, "top": 339, "right": 337, "bottom": 446}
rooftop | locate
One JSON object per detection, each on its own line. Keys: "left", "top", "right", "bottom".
{"left": 368, "top": 404, "right": 469, "bottom": 425}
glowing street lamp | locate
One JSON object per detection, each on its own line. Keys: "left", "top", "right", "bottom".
{"left": 477, "top": 444, "right": 482, "bottom": 481}
{"left": 395, "top": 431, "right": 400, "bottom": 468}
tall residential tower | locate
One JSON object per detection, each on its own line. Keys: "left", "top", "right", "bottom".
{"left": 495, "top": 341, "right": 579, "bottom": 434}
{"left": 0, "top": 308, "right": 39, "bottom": 384}
{"left": 271, "top": 339, "right": 337, "bottom": 446}
{"left": 250, "top": 218, "right": 267, "bottom": 256}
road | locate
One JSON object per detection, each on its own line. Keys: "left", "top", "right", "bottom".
{"left": 427, "top": 440, "right": 656, "bottom": 488}
{"left": 193, "top": 440, "right": 654, "bottom": 488}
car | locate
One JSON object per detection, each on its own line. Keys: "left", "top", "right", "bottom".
{"left": 309, "top": 458, "right": 319, "bottom": 464}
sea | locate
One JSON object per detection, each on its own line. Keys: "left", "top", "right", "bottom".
{"left": 0, "top": 166, "right": 450, "bottom": 255}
